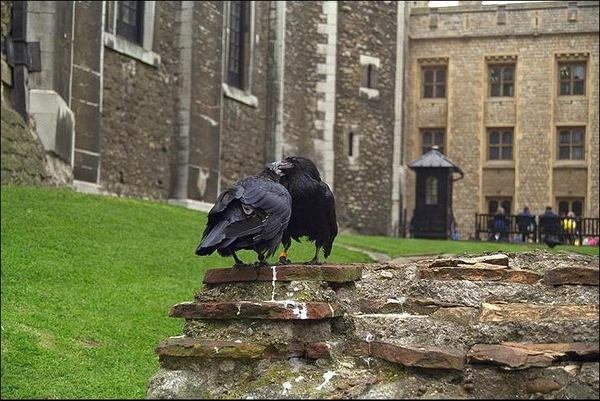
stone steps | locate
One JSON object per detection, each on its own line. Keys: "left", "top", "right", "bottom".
{"left": 159, "top": 264, "right": 361, "bottom": 366}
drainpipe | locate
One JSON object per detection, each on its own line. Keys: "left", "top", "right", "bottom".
{"left": 172, "top": 1, "right": 194, "bottom": 199}
{"left": 273, "top": 1, "right": 285, "bottom": 161}
{"left": 390, "top": 1, "right": 406, "bottom": 236}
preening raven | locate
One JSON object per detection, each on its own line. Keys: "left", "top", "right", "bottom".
{"left": 275, "top": 156, "right": 338, "bottom": 265}
{"left": 195, "top": 164, "right": 292, "bottom": 267}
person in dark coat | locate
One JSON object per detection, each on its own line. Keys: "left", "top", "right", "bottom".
{"left": 492, "top": 207, "right": 510, "bottom": 242}
{"left": 539, "top": 206, "right": 561, "bottom": 248}
{"left": 516, "top": 206, "right": 535, "bottom": 243}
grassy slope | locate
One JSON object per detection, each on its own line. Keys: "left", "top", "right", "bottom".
{"left": 0, "top": 186, "right": 369, "bottom": 399}
{"left": 337, "top": 234, "right": 599, "bottom": 258}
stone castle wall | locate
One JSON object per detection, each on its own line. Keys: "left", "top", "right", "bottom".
{"left": 404, "top": 2, "right": 599, "bottom": 239}
{"left": 333, "top": 1, "right": 398, "bottom": 235}
{"left": 101, "top": 1, "right": 180, "bottom": 199}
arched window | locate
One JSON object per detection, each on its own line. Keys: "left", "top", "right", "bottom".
{"left": 425, "top": 176, "right": 438, "bottom": 205}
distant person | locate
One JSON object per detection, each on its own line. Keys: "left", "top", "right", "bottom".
{"left": 562, "top": 211, "right": 577, "bottom": 245}
{"left": 492, "top": 207, "right": 509, "bottom": 242}
{"left": 516, "top": 206, "right": 535, "bottom": 243}
{"left": 539, "top": 206, "right": 561, "bottom": 248}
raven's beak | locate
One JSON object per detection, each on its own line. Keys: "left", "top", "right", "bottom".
{"left": 274, "top": 160, "right": 294, "bottom": 170}
{"left": 268, "top": 160, "right": 293, "bottom": 176}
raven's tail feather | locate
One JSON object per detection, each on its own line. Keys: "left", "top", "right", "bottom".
{"left": 196, "top": 219, "right": 229, "bottom": 255}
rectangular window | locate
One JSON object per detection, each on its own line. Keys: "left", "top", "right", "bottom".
{"left": 557, "top": 198, "right": 584, "bottom": 217}
{"left": 559, "top": 62, "right": 586, "bottom": 96}
{"left": 116, "top": 1, "right": 144, "bottom": 45}
{"left": 487, "top": 198, "right": 512, "bottom": 215}
{"left": 361, "top": 63, "right": 379, "bottom": 89}
{"left": 489, "top": 64, "right": 514, "bottom": 97}
{"left": 422, "top": 67, "right": 446, "bottom": 98}
{"left": 425, "top": 176, "right": 438, "bottom": 205}
{"left": 488, "top": 128, "right": 513, "bottom": 160}
{"left": 421, "top": 129, "right": 445, "bottom": 154}
{"left": 557, "top": 127, "right": 585, "bottom": 160}
{"left": 228, "top": 1, "right": 250, "bottom": 89}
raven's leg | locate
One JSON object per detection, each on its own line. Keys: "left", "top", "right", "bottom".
{"left": 304, "top": 246, "right": 322, "bottom": 265}
{"left": 278, "top": 237, "right": 292, "bottom": 265}
{"left": 254, "top": 252, "right": 269, "bottom": 268}
{"left": 232, "top": 251, "right": 251, "bottom": 268}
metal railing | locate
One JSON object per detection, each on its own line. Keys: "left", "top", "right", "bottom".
{"left": 474, "top": 213, "right": 600, "bottom": 245}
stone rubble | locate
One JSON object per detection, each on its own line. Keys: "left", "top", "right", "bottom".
{"left": 147, "top": 251, "right": 599, "bottom": 399}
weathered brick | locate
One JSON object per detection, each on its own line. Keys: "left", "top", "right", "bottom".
{"left": 202, "top": 264, "right": 363, "bottom": 284}
{"left": 418, "top": 266, "right": 541, "bottom": 284}
{"left": 156, "top": 336, "right": 332, "bottom": 360}
{"left": 169, "top": 301, "right": 342, "bottom": 320}
{"left": 428, "top": 254, "right": 509, "bottom": 267}
{"left": 478, "top": 303, "right": 599, "bottom": 322}
{"left": 544, "top": 266, "right": 600, "bottom": 286}
{"left": 346, "top": 340, "right": 465, "bottom": 370}
{"left": 467, "top": 342, "right": 599, "bottom": 369}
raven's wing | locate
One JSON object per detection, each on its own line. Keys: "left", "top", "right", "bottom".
{"left": 321, "top": 181, "right": 338, "bottom": 258}
{"left": 197, "top": 177, "right": 291, "bottom": 256}
{"left": 237, "top": 177, "right": 291, "bottom": 243}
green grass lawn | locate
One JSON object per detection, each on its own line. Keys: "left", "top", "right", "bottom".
{"left": 1, "top": 186, "right": 597, "bottom": 399}
{"left": 337, "top": 233, "right": 599, "bottom": 258}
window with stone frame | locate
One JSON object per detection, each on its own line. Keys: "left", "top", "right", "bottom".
{"left": 558, "top": 62, "right": 586, "bottom": 96}
{"left": 227, "top": 1, "right": 250, "bottom": 89}
{"left": 362, "top": 63, "right": 378, "bottom": 89}
{"left": 487, "top": 128, "right": 513, "bottom": 160}
{"left": 488, "top": 64, "right": 514, "bottom": 97}
{"left": 116, "top": 1, "right": 145, "bottom": 45}
{"left": 487, "top": 198, "right": 512, "bottom": 215}
{"left": 557, "top": 198, "right": 584, "bottom": 217}
{"left": 421, "top": 129, "right": 445, "bottom": 154}
{"left": 422, "top": 66, "right": 446, "bottom": 98}
{"left": 557, "top": 127, "right": 585, "bottom": 160}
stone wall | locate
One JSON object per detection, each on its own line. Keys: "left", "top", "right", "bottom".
{"left": 334, "top": 1, "right": 398, "bottom": 235}
{"left": 186, "top": 1, "right": 224, "bottom": 202}
{"left": 281, "top": 1, "right": 323, "bottom": 165}
{"left": 405, "top": 2, "right": 600, "bottom": 239}
{"left": 147, "top": 252, "right": 600, "bottom": 399}
{"left": 1, "top": 0, "right": 12, "bottom": 104}
{"left": 0, "top": 102, "right": 49, "bottom": 185}
{"left": 100, "top": 1, "right": 180, "bottom": 198}
{"left": 218, "top": 2, "right": 272, "bottom": 190}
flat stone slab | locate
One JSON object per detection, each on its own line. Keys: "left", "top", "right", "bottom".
{"left": 202, "top": 264, "right": 363, "bottom": 284}
{"left": 467, "top": 342, "right": 599, "bottom": 370}
{"left": 419, "top": 266, "right": 541, "bottom": 284}
{"left": 156, "top": 336, "right": 331, "bottom": 360}
{"left": 170, "top": 301, "right": 342, "bottom": 320}
{"left": 479, "top": 303, "right": 599, "bottom": 322}
{"left": 429, "top": 254, "right": 509, "bottom": 268}
{"left": 544, "top": 266, "right": 600, "bottom": 286}
{"left": 346, "top": 340, "right": 465, "bottom": 371}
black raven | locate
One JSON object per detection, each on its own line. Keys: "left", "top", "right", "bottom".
{"left": 195, "top": 164, "right": 292, "bottom": 267}
{"left": 275, "top": 156, "right": 338, "bottom": 265}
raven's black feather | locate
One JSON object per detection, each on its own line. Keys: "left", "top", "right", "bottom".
{"left": 195, "top": 167, "right": 292, "bottom": 264}
{"left": 278, "top": 156, "right": 338, "bottom": 262}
